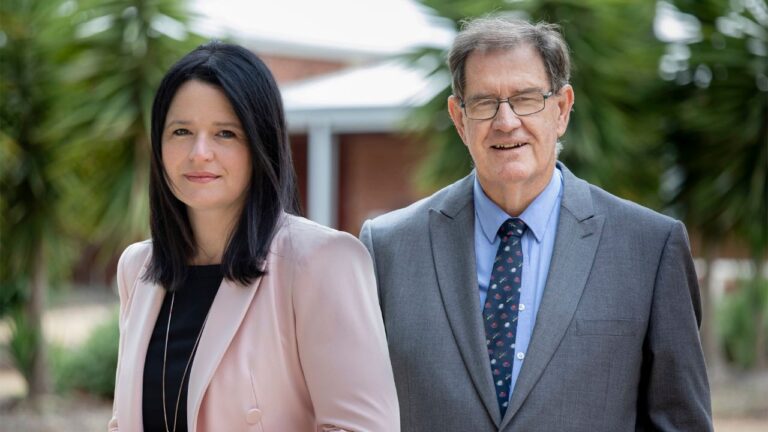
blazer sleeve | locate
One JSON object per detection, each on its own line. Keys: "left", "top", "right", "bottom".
{"left": 358, "top": 220, "right": 384, "bottom": 314}
{"left": 292, "top": 231, "right": 400, "bottom": 432}
{"left": 639, "top": 221, "right": 713, "bottom": 431}
{"left": 108, "top": 242, "right": 148, "bottom": 432}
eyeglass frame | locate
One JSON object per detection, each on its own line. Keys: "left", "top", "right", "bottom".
{"left": 459, "top": 90, "right": 555, "bottom": 120}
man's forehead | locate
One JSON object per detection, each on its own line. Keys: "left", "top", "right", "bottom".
{"left": 463, "top": 45, "right": 549, "bottom": 95}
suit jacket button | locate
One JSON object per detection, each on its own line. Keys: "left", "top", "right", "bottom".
{"left": 246, "top": 408, "right": 263, "bottom": 424}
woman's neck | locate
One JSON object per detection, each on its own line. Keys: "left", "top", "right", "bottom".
{"left": 187, "top": 208, "right": 240, "bottom": 265}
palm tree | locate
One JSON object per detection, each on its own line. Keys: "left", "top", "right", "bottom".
{"left": 50, "top": 0, "right": 204, "bottom": 264}
{"left": 1, "top": 0, "right": 204, "bottom": 401}
{"left": 0, "top": 0, "right": 71, "bottom": 400}
{"left": 664, "top": 0, "right": 767, "bottom": 369}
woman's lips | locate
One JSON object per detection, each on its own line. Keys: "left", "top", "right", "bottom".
{"left": 184, "top": 172, "right": 220, "bottom": 183}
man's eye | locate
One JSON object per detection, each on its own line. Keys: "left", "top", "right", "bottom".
{"left": 218, "top": 130, "right": 236, "bottom": 139}
{"left": 472, "top": 99, "right": 498, "bottom": 109}
{"left": 172, "top": 128, "right": 190, "bottom": 136}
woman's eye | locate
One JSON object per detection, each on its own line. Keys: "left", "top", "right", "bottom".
{"left": 172, "top": 128, "right": 191, "bottom": 136}
{"left": 218, "top": 130, "right": 236, "bottom": 139}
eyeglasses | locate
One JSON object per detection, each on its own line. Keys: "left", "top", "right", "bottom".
{"left": 460, "top": 91, "right": 554, "bottom": 120}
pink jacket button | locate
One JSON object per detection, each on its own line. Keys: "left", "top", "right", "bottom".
{"left": 246, "top": 408, "right": 263, "bottom": 424}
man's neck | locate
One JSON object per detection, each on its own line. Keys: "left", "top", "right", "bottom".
{"left": 480, "top": 170, "right": 554, "bottom": 217}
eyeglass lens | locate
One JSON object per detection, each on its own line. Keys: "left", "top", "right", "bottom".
{"left": 466, "top": 93, "right": 547, "bottom": 119}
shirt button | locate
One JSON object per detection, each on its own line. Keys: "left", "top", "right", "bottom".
{"left": 246, "top": 408, "right": 263, "bottom": 424}
{"left": 517, "top": 352, "right": 525, "bottom": 360}
{"left": 519, "top": 303, "right": 526, "bottom": 311}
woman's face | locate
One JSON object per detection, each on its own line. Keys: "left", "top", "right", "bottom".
{"left": 161, "top": 80, "right": 252, "bottom": 221}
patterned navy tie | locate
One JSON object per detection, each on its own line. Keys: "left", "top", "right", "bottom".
{"left": 483, "top": 218, "right": 526, "bottom": 418}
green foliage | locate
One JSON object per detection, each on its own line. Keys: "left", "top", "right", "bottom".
{"left": 664, "top": 0, "right": 767, "bottom": 259}
{"left": 410, "top": 0, "right": 667, "bottom": 206}
{"left": 1, "top": 0, "right": 205, "bottom": 397}
{"left": 0, "top": 0, "right": 73, "bottom": 396}
{"left": 0, "top": 278, "right": 25, "bottom": 317}
{"left": 0, "top": 0, "right": 70, "bottom": 310}
{"left": 7, "top": 308, "right": 44, "bottom": 382}
{"left": 53, "top": 311, "right": 119, "bottom": 398}
{"left": 49, "top": 0, "right": 206, "bottom": 256}
{"left": 718, "top": 277, "right": 768, "bottom": 369}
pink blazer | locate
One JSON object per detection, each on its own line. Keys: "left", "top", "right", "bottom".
{"left": 109, "top": 215, "right": 400, "bottom": 431}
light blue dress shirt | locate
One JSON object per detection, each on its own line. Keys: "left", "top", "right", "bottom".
{"left": 473, "top": 167, "right": 563, "bottom": 402}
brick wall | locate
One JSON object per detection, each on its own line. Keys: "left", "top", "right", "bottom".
{"left": 338, "top": 132, "right": 428, "bottom": 235}
{"left": 259, "top": 54, "right": 348, "bottom": 84}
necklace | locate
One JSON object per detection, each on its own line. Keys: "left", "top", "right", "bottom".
{"left": 162, "top": 292, "right": 209, "bottom": 432}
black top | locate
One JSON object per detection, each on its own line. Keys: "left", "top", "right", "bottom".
{"left": 143, "top": 265, "right": 223, "bottom": 432}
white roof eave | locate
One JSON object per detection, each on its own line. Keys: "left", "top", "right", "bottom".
{"left": 282, "top": 61, "right": 448, "bottom": 134}
{"left": 287, "top": 106, "right": 412, "bottom": 134}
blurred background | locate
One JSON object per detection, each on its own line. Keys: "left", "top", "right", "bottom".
{"left": 0, "top": 0, "right": 766, "bottom": 430}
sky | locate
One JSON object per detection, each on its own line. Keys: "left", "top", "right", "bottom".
{"left": 192, "top": 0, "right": 455, "bottom": 55}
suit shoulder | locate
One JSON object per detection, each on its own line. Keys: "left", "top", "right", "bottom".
{"left": 117, "top": 240, "right": 152, "bottom": 274}
{"left": 366, "top": 196, "right": 432, "bottom": 232}
{"left": 365, "top": 175, "right": 472, "bottom": 234}
{"left": 587, "top": 184, "right": 679, "bottom": 233}
{"left": 116, "top": 240, "right": 152, "bottom": 299}
{"left": 276, "top": 214, "right": 369, "bottom": 263}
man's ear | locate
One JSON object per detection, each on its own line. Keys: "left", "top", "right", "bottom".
{"left": 447, "top": 95, "right": 468, "bottom": 145}
{"left": 556, "top": 84, "right": 575, "bottom": 137}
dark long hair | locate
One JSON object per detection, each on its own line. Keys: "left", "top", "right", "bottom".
{"left": 145, "top": 41, "right": 299, "bottom": 291}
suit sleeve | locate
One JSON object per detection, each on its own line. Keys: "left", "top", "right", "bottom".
{"left": 359, "top": 220, "right": 385, "bottom": 314}
{"left": 640, "top": 221, "right": 713, "bottom": 431}
{"left": 293, "top": 232, "right": 400, "bottom": 432}
{"left": 358, "top": 220, "right": 375, "bottom": 274}
{"left": 108, "top": 242, "right": 145, "bottom": 432}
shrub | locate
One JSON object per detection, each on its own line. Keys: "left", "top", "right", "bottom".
{"left": 7, "top": 307, "right": 43, "bottom": 384}
{"left": 53, "top": 310, "right": 119, "bottom": 398}
{"left": 718, "top": 277, "right": 768, "bottom": 369}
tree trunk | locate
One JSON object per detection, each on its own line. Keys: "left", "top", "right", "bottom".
{"left": 25, "top": 245, "right": 50, "bottom": 401}
{"left": 700, "top": 243, "right": 725, "bottom": 378}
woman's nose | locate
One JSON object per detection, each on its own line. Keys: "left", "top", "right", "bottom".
{"left": 189, "top": 135, "right": 214, "bottom": 161}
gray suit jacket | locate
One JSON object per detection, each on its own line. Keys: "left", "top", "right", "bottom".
{"left": 360, "top": 163, "right": 712, "bottom": 432}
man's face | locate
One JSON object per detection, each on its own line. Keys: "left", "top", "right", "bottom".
{"left": 448, "top": 44, "right": 574, "bottom": 203}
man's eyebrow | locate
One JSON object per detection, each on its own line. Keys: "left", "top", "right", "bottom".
{"left": 466, "top": 92, "right": 496, "bottom": 100}
{"left": 466, "top": 88, "right": 545, "bottom": 101}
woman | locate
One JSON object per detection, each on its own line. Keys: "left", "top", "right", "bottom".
{"left": 109, "top": 41, "right": 399, "bottom": 432}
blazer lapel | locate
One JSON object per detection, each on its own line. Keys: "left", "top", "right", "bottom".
{"left": 501, "top": 163, "right": 605, "bottom": 428}
{"left": 117, "top": 277, "right": 165, "bottom": 432}
{"left": 186, "top": 274, "right": 263, "bottom": 432}
{"left": 429, "top": 173, "right": 502, "bottom": 426}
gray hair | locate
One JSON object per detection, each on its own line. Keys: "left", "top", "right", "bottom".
{"left": 448, "top": 16, "right": 571, "bottom": 100}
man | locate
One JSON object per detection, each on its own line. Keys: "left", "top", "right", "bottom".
{"left": 360, "top": 17, "right": 712, "bottom": 431}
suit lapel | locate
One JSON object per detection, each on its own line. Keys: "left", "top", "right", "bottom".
{"left": 186, "top": 273, "right": 263, "bottom": 432}
{"left": 429, "top": 174, "right": 502, "bottom": 426}
{"left": 117, "top": 276, "right": 165, "bottom": 431}
{"left": 501, "top": 164, "right": 604, "bottom": 428}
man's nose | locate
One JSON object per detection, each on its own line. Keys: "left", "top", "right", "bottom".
{"left": 492, "top": 100, "right": 522, "bottom": 131}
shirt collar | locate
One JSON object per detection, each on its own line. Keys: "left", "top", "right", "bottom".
{"left": 473, "top": 167, "right": 563, "bottom": 244}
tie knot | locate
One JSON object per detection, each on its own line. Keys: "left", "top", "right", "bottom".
{"left": 500, "top": 218, "right": 526, "bottom": 239}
